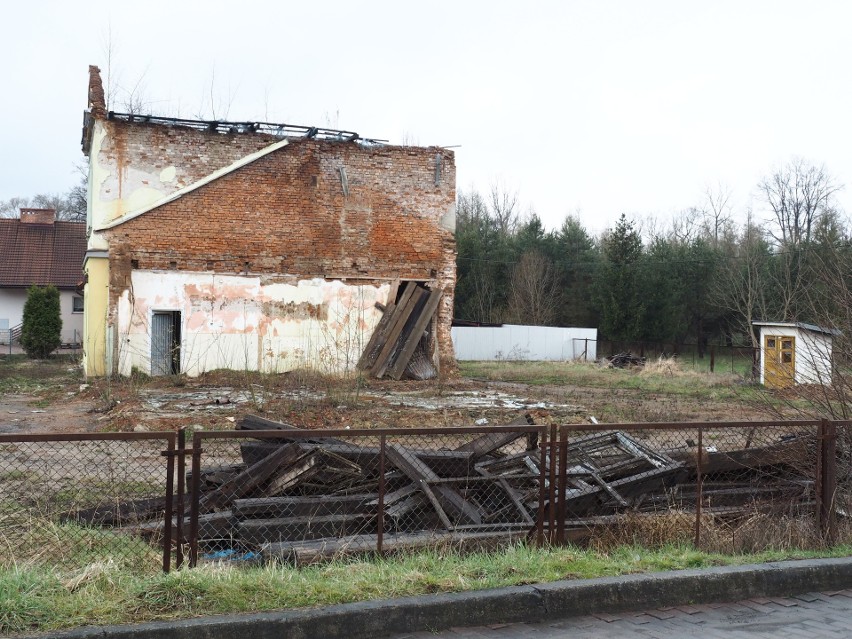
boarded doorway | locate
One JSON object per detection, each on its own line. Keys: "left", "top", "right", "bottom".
{"left": 151, "top": 311, "right": 181, "bottom": 376}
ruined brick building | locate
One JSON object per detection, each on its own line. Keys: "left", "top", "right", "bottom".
{"left": 80, "top": 66, "right": 456, "bottom": 377}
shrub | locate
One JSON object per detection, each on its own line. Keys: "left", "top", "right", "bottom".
{"left": 21, "top": 285, "right": 62, "bottom": 358}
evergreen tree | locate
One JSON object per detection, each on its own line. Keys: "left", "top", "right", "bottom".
{"left": 20, "top": 285, "right": 62, "bottom": 358}
{"left": 595, "top": 214, "right": 645, "bottom": 341}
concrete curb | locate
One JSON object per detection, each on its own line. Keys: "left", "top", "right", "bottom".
{"left": 33, "top": 557, "right": 852, "bottom": 639}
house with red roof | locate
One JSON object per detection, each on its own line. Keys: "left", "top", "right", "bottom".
{"left": 0, "top": 208, "right": 87, "bottom": 346}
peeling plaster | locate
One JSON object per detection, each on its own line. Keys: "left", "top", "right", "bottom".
{"left": 116, "top": 271, "right": 389, "bottom": 377}
{"left": 160, "top": 166, "right": 177, "bottom": 183}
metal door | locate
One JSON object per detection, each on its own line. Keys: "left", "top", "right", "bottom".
{"left": 151, "top": 312, "right": 178, "bottom": 375}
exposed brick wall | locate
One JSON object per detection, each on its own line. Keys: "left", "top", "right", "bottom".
{"left": 97, "top": 119, "right": 282, "bottom": 206}
{"left": 103, "top": 133, "right": 457, "bottom": 369}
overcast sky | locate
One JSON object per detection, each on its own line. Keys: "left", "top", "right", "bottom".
{"left": 2, "top": 0, "right": 851, "bottom": 234}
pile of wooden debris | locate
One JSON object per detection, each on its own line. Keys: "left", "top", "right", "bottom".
{"left": 63, "top": 417, "right": 821, "bottom": 565}
{"left": 357, "top": 281, "right": 443, "bottom": 380}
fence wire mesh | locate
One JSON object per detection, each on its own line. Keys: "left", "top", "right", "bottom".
{"left": 554, "top": 421, "right": 832, "bottom": 552}
{"left": 0, "top": 433, "right": 175, "bottom": 573}
{"left": 189, "top": 425, "right": 547, "bottom": 566}
{"left": 0, "top": 420, "right": 846, "bottom": 575}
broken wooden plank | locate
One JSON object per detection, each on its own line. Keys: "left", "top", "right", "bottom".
{"left": 240, "top": 513, "right": 374, "bottom": 545}
{"left": 388, "top": 286, "right": 444, "bottom": 380}
{"left": 240, "top": 441, "right": 474, "bottom": 477}
{"left": 133, "top": 511, "right": 233, "bottom": 543}
{"left": 62, "top": 496, "right": 176, "bottom": 527}
{"left": 667, "top": 436, "right": 812, "bottom": 476}
{"left": 356, "top": 278, "right": 404, "bottom": 370}
{"left": 371, "top": 285, "right": 426, "bottom": 378}
{"left": 455, "top": 415, "right": 534, "bottom": 459}
{"left": 385, "top": 443, "right": 482, "bottom": 525}
{"left": 233, "top": 494, "right": 378, "bottom": 519}
{"left": 199, "top": 443, "right": 303, "bottom": 512}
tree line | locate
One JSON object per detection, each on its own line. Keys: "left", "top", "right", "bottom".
{"left": 455, "top": 158, "right": 852, "bottom": 351}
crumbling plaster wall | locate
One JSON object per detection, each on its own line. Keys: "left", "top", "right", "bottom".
{"left": 101, "top": 132, "right": 457, "bottom": 375}
{"left": 117, "top": 271, "right": 388, "bottom": 376}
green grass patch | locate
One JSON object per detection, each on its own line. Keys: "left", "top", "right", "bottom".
{"left": 460, "top": 360, "right": 748, "bottom": 398}
{"left": 1, "top": 542, "right": 851, "bottom": 634}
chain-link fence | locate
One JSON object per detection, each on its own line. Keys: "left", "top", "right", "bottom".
{"left": 0, "top": 432, "right": 177, "bottom": 573}
{"left": 0, "top": 420, "right": 846, "bottom": 575}
{"left": 551, "top": 420, "right": 841, "bottom": 551}
{"left": 187, "top": 423, "right": 549, "bottom": 566}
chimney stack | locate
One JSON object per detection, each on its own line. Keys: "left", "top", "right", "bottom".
{"left": 20, "top": 208, "right": 56, "bottom": 225}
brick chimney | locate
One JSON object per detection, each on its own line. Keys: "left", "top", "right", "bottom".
{"left": 88, "top": 65, "right": 107, "bottom": 119}
{"left": 20, "top": 208, "right": 56, "bottom": 225}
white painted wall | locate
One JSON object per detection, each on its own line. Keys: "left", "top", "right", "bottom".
{"left": 757, "top": 325, "right": 833, "bottom": 385}
{"left": 0, "top": 289, "right": 83, "bottom": 345}
{"left": 116, "top": 270, "right": 390, "bottom": 376}
{"left": 451, "top": 325, "right": 598, "bottom": 361}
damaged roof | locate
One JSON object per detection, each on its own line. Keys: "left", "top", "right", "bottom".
{"left": 0, "top": 218, "right": 86, "bottom": 289}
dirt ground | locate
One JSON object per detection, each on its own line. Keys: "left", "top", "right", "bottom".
{"left": 0, "top": 355, "right": 775, "bottom": 435}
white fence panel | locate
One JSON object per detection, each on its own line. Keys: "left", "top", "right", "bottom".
{"left": 452, "top": 325, "right": 597, "bottom": 361}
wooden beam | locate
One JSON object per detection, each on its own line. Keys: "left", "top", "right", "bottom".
{"left": 356, "top": 279, "right": 404, "bottom": 370}
{"left": 388, "top": 287, "right": 444, "bottom": 380}
{"left": 371, "top": 286, "right": 426, "bottom": 378}
{"left": 199, "top": 444, "right": 303, "bottom": 511}
{"left": 386, "top": 443, "right": 482, "bottom": 525}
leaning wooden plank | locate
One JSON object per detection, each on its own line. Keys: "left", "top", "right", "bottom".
{"left": 386, "top": 443, "right": 482, "bottom": 525}
{"left": 233, "top": 494, "right": 378, "bottom": 519}
{"left": 371, "top": 286, "right": 426, "bottom": 378}
{"left": 240, "top": 513, "right": 374, "bottom": 546}
{"left": 356, "top": 279, "right": 406, "bottom": 370}
{"left": 388, "top": 286, "right": 445, "bottom": 380}
{"left": 199, "top": 443, "right": 304, "bottom": 512}
{"left": 262, "top": 529, "right": 526, "bottom": 566}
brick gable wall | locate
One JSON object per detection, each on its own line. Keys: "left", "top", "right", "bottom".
{"left": 104, "top": 137, "right": 457, "bottom": 370}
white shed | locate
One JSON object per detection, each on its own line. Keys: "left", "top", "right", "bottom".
{"left": 752, "top": 321, "right": 839, "bottom": 388}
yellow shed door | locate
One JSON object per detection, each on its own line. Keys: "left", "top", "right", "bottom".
{"left": 764, "top": 335, "right": 795, "bottom": 388}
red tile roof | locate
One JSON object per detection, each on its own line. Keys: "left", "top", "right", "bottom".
{"left": 0, "top": 219, "right": 86, "bottom": 289}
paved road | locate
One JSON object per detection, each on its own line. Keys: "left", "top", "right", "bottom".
{"left": 391, "top": 590, "right": 852, "bottom": 638}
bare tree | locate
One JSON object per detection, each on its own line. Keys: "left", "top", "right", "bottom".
{"left": 506, "top": 250, "right": 562, "bottom": 326}
{"left": 702, "top": 181, "right": 734, "bottom": 244}
{"left": 489, "top": 181, "right": 520, "bottom": 235}
{"left": 758, "top": 158, "right": 841, "bottom": 247}
{"left": 712, "top": 212, "right": 772, "bottom": 348}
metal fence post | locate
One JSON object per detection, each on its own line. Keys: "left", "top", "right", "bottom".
{"left": 536, "top": 427, "right": 547, "bottom": 546}
{"left": 161, "top": 433, "right": 176, "bottom": 573}
{"left": 556, "top": 428, "right": 568, "bottom": 545}
{"left": 694, "top": 426, "right": 703, "bottom": 549}
{"left": 377, "top": 435, "right": 386, "bottom": 554}
{"left": 819, "top": 419, "right": 837, "bottom": 543}
{"left": 188, "top": 431, "right": 203, "bottom": 568}
{"left": 176, "top": 427, "right": 186, "bottom": 569}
